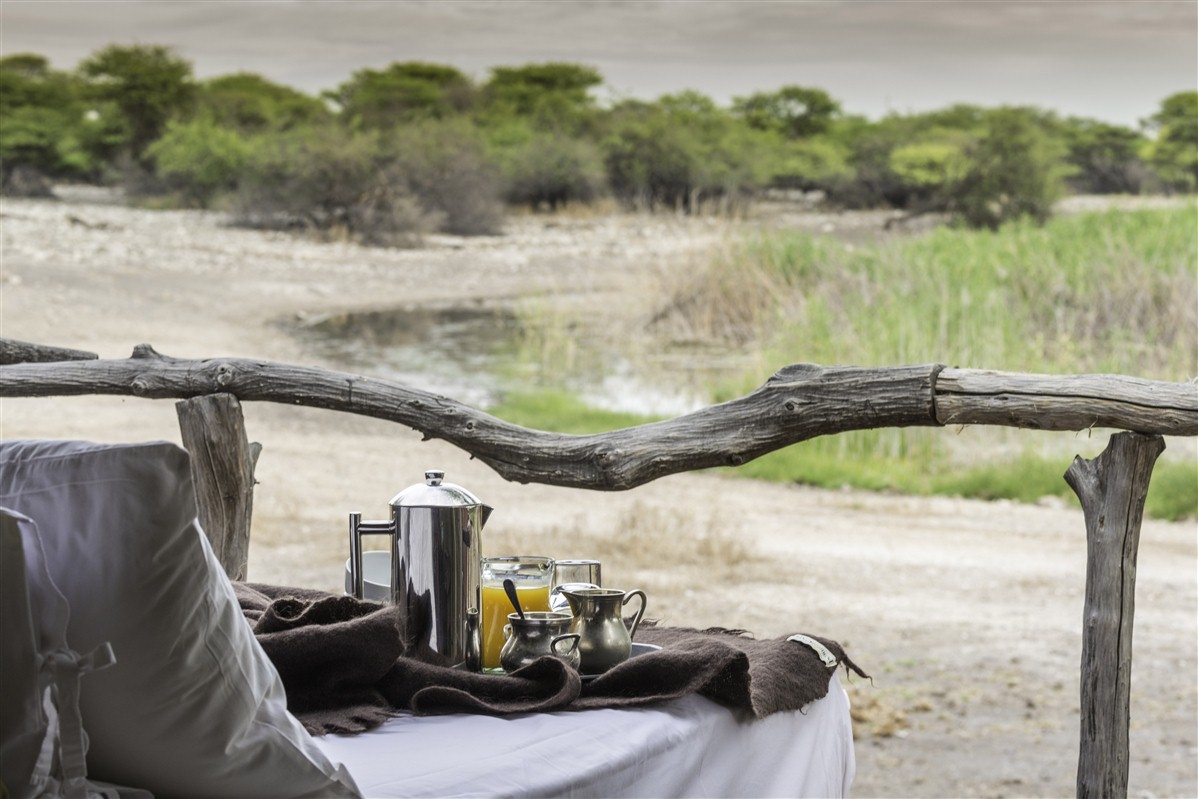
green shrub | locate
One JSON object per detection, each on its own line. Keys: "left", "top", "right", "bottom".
{"left": 1144, "top": 91, "right": 1198, "bottom": 193}
{"left": 490, "top": 122, "right": 606, "bottom": 209}
{"left": 1060, "top": 118, "right": 1148, "bottom": 195}
{"left": 146, "top": 116, "right": 251, "bottom": 207}
{"left": 768, "top": 136, "right": 853, "bottom": 190}
{"left": 387, "top": 119, "right": 504, "bottom": 235}
{"left": 603, "top": 92, "right": 773, "bottom": 213}
{"left": 233, "top": 126, "right": 437, "bottom": 245}
{"left": 889, "top": 142, "right": 970, "bottom": 190}
{"left": 952, "top": 107, "right": 1067, "bottom": 229}
{"left": 232, "top": 120, "right": 503, "bottom": 243}
{"left": 824, "top": 106, "right": 988, "bottom": 209}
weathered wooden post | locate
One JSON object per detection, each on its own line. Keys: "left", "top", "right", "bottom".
{"left": 175, "top": 393, "right": 261, "bottom": 581}
{"left": 1065, "top": 431, "right": 1165, "bottom": 799}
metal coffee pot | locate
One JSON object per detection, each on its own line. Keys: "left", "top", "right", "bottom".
{"left": 349, "top": 469, "right": 492, "bottom": 669}
{"left": 562, "top": 588, "right": 647, "bottom": 675}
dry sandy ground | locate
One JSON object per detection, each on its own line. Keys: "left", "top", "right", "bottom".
{"left": 2, "top": 192, "right": 1195, "bottom": 798}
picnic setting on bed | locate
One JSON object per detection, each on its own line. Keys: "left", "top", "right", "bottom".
{"left": 1, "top": 438, "right": 862, "bottom": 798}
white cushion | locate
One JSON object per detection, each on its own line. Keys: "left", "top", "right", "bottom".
{"left": 0, "top": 440, "right": 360, "bottom": 798}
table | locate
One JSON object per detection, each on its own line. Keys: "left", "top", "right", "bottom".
{"left": 313, "top": 673, "right": 855, "bottom": 798}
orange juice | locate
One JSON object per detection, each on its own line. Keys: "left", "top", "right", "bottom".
{"left": 481, "top": 583, "right": 551, "bottom": 670}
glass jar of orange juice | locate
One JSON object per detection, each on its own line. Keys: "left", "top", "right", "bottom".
{"left": 481, "top": 556, "right": 554, "bottom": 672}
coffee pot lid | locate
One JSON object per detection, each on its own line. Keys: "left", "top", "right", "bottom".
{"left": 389, "top": 469, "right": 484, "bottom": 508}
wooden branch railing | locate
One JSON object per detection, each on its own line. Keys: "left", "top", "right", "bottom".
{"left": 3, "top": 336, "right": 1196, "bottom": 799}
{"left": 2, "top": 341, "right": 1194, "bottom": 490}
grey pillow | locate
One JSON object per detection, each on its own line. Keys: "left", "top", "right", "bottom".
{"left": 0, "top": 440, "right": 360, "bottom": 798}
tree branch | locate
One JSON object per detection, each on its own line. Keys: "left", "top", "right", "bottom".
{"left": 2, "top": 341, "right": 1194, "bottom": 490}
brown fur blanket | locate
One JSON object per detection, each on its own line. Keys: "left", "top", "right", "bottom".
{"left": 235, "top": 582, "right": 868, "bottom": 735}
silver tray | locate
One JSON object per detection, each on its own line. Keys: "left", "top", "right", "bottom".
{"left": 581, "top": 642, "right": 662, "bottom": 682}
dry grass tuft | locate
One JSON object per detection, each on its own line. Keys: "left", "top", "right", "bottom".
{"left": 848, "top": 688, "right": 911, "bottom": 739}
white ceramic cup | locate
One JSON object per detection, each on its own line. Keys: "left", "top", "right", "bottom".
{"left": 344, "top": 549, "right": 391, "bottom": 602}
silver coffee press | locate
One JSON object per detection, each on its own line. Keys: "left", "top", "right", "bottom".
{"left": 349, "top": 469, "right": 492, "bottom": 669}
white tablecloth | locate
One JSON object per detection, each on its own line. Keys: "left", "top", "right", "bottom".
{"left": 314, "top": 673, "right": 855, "bottom": 798}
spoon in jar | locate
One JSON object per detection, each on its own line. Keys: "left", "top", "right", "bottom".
{"left": 503, "top": 578, "right": 525, "bottom": 620}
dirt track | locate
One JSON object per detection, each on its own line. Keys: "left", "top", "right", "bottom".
{"left": 2, "top": 193, "right": 1195, "bottom": 798}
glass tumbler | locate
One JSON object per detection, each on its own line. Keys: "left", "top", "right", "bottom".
{"left": 550, "top": 559, "right": 602, "bottom": 615}
{"left": 481, "top": 556, "right": 554, "bottom": 671}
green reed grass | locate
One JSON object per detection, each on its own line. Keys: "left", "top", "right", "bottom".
{"left": 704, "top": 206, "right": 1197, "bottom": 520}
{"left": 721, "top": 206, "right": 1196, "bottom": 379}
{"left": 488, "top": 390, "right": 663, "bottom": 435}
{"left": 490, "top": 206, "right": 1197, "bottom": 521}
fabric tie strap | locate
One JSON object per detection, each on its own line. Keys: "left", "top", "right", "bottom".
{"left": 33, "top": 642, "right": 117, "bottom": 799}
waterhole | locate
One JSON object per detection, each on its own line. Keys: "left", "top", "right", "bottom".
{"left": 288, "top": 303, "right": 737, "bottom": 417}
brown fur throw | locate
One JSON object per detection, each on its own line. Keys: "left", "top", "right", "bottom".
{"left": 234, "top": 583, "right": 867, "bottom": 736}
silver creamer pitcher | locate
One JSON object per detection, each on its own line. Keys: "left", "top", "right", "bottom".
{"left": 562, "top": 587, "right": 647, "bottom": 675}
{"left": 349, "top": 469, "right": 492, "bottom": 669}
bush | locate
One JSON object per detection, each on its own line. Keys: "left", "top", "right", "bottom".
{"left": 767, "top": 136, "right": 853, "bottom": 190}
{"left": 387, "top": 119, "right": 504, "bottom": 235}
{"left": 603, "top": 93, "right": 773, "bottom": 213}
{"left": 951, "top": 107, "right": 1066, "bottom": 229}
{"left": 232, "top": 120, "right": 502, "bottom": 244}
{"left": 824, "top": 107, "right": 987, "bottom": 209}
{"left": 491, "top": 123, "right": 606, "bottom": 209}
{"left": 146, "top": 116, "right": 252, "bottom": 207}
{"left": 1144, "top": 91, "right": 1198, "bottom": 193}
{"left": 0, "top": 163, "right": 55, "bottom": 197}
{"left": 1061, "top": 118, "right": 1148, "bottom": 195}
{"left": 233, "top": 126, "right": 438, "bottom": 245}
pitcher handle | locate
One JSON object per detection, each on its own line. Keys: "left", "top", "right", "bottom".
{"left": 622, "top": 589, "right": 647, "bottom": 640}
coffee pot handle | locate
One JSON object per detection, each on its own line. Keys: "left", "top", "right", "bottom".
{"left": 622, "top": 589, "right": 648, "bottom": 640}
{"left": 348, "top": 512, "right": 395, "bottom": 600}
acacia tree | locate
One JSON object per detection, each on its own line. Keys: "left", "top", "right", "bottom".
{"left": 78, "top": 44, "right": 195, "bottom": 165}
{"left": 731, "top": 85, "right": 841, "bottom": 139}
{"left": 199, "top": 73, "right": 329, "bottom": 132}
{"left": 0, "top": 53, "right": 100, "bottom": 188}
{"left": 327, "top": 62, "right": 474, "bottom": 129}
{"left": 1061, "top": 118, "right": 1148, "bottom": 195}
{"left": 1144, "top": 91, "right": 1198, "bottom": 192}
{"left": 146, "top": 73, "right": 332, "bottom": 207}
{"left": 476, "top": 63, "right": 607, "bottom": 208}
{"left": 480, "top": 62, "right": 603, "bottom": 134}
